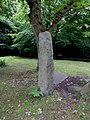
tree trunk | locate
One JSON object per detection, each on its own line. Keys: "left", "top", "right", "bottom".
{"left": 26, "top": 0, "right": 42, "bottom": 70}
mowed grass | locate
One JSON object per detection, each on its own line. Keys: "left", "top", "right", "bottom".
{"left": 54, "top": 60, "right": 90, "bottom": 77}
{"left": 0, "top": 56, "right": 90, "bottom": 120}
{"left": 0, "top": 56, "right": 90, "bottom": 77}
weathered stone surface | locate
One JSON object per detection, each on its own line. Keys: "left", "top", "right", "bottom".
{"left": 78, "top": 78, "right": 87, "bottom": 87}
{"left": 38, "top": 31, "right": 54, "bottom": 95}
{"left": 84, "top": 78, "right": 90, "bottom": 83}
{"left": 81, "top": 82, "right": 90, "bottom": 96}
{"left": 67, "top": 84, "right": 81, "bottom": 94}
{"left": 54, "top": 72, "right": 68, "bottom": 85}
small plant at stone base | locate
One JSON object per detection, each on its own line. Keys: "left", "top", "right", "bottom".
{"left": 79, "top": 112, "right": 86, "bottom": 118}
{"left": 29, "top": 85, "right": 44, "bottom": 97}
{"left": 0, "top": 60, "right": 6, "bottom": 67}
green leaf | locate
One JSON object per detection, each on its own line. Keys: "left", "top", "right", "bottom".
{"left": 79, "top": 113, "right": 86, "bottom": 118}
{"left": 29, "top": 85, "right": 44, "bottom": 97}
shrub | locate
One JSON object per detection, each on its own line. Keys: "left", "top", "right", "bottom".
{"left": 0, "top": 44, "right": 12, "bottom": 56}
{"left": 0, "top": 60, "right": 6, "bottom": 67}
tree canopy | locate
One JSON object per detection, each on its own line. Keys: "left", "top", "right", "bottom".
{"left": 0, "top": 0, "right": 90, "bottom": 58}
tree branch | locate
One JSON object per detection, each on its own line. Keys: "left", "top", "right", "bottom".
{"left": 48, "top": 1, "right": 75, "bottom": 32}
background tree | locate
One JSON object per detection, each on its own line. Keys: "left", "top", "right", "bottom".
{"left": 0, "top": 0, "right": 37, "bottom": 57}
{"left": 12, "top": 2, "right": 37, "bottom": 57}
{"left": 0, "top": 0, "right": 17, "bottom": 56}
{"left": 53, "top": 7, "right": 90, "bottom": 59}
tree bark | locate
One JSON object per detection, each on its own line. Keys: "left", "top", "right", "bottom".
{"left": 26, "top": 0, "right": 42, "bottom": 70}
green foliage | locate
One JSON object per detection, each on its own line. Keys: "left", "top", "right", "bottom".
{"left": 0, "top": 0, "right": 35, "bottom": 57}
{"left": 29, "top": 85, "right": 44, "bottom": 97}
{"left": 52, "top": 8, "right": 90, "bottom": 58}
{"left": 0, "top": 16, "right": 14, "bottom": 45}
{"left": 0, "top": 0, "right": 90, "bottom": 58}
{"left": 9, "top": 2, "right": 37, "bottom": 57}
{"left": 42, "top": 0, "right": 71, "bottom": 29}
{"left": 42, "top": 0, "right": 90, "bottom": 29}
{"left": 0, "top": 60, "right": 6, "bottom": 67}
{"left": 0, "top": 44, "right": 12, "bottom": 56}
{"left": 0, "top": 0, "right": 21, "bottom": 18}
{"left": 79, "top": 113, "right": 86, "bottom": 118}
{"left": 12, "top": 27, "right": 37, "bottom": 57}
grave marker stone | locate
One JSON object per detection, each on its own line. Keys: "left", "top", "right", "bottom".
{"left": 38, "top": 31, "right": 54, "bottom": 95}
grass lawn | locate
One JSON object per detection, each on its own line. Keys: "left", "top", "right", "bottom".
{"left": 0, "top": 56, "right": 90, "bottom": 120}
{"left": 54, "top": 60, "right": 90, "bottom": 77}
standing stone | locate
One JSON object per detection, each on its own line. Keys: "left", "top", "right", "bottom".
{"left": 38, "top": 31, "right": 54, "bottom": 95}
